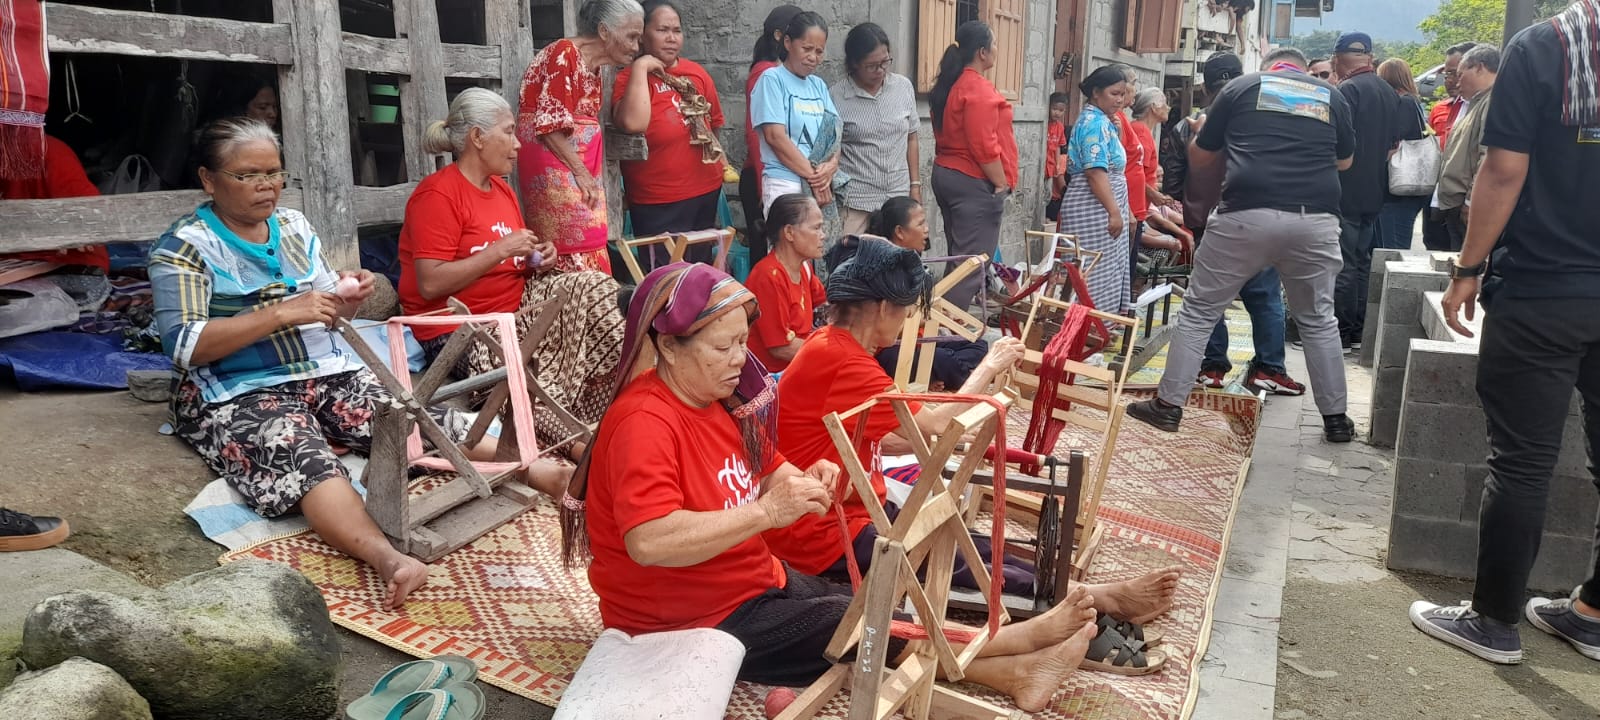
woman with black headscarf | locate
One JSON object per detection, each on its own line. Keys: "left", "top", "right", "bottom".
{"left": 1062, "top": 64, "right": 1136, "bottom": 315}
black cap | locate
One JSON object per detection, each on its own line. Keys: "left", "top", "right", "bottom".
{"left": 1203, "top": 53, "right": 1243, "bottom": 90}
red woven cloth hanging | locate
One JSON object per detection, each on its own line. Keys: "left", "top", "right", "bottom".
{"left": 1020, "top": 303, "right": 1091, "bottom": 476}
{"left": 0, "top": 0, "right": 49, "bottom": 179}
{"left": 829, "top": 392, "right": 1010, "bottom": 644}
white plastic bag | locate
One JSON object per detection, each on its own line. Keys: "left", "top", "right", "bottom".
{"left": 98, "top": 155, "right": 162, "bottom": 195}
{"left": 0, "top": 279, "right": 82, "bottom": 339}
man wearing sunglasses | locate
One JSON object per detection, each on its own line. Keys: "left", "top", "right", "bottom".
{"left": 1424, "top": 42, "right": 1481, "bottom": 251}
{"left": 1308, "top": 57, "right": 1335, "bottom": 82}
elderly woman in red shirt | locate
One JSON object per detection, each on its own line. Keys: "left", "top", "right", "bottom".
{"left": 564, "top": 261, "right": 1100, "bottom": 705}
{"left": 929, "top": 21, "right": 1018, "bottom": 313}
{"left": 400, "top": 88, "right": 623, "bottom": 462}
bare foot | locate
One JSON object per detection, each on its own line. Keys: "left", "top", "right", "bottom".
{"left": 1009, "top": 619, "right": 1097, "bottom": 713}
{"left": 1033, "top": 584, "right": 1097, "bottom": 645}
{"left": 1090, "top": 566, "right": 1183, "bottom": 624}
{"left": 524, "top": 460, "right": 573, "bottom": 498}
{"left": 379, "top": 554, "right": 430, "bottom": 611}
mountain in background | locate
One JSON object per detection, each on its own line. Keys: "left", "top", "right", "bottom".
{"left": 1292, "top": 0, "right": 1441, "bottom": 42}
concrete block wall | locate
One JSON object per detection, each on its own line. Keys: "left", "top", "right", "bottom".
{"left": 1367, "top": 262, "right": 1448, "bottom": 447}
{"left": 1388, "top": 339, "right": 1600, "bottom": 592}
{"left": 1359, "top": 248, "right": 1410, "bottom": 367}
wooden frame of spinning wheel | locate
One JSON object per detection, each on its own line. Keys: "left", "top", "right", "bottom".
{"left": 615, "top": 228, "right": 737, "bottom": 283}
{"left": 774, "top": 392, "right": 1022, "bottom": 720}
{"left": 891, "top": 256, "right": 989, "bottom": 393}
{"left": 973, "top": 294, "right": 1137, "bottom": 583}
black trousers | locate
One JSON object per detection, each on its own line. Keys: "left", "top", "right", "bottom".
{"left": 1474, "top": 296, "right": 1600, "bottom": 624}
{"left": 739, "top": 167, "right": 767, "bottom": 265}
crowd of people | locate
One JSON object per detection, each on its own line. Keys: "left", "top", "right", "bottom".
{"left": 4, "top": 0, "right": 1597, "bottom": 701}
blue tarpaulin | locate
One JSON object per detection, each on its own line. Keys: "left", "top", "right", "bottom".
{"left": 0, "top": 331, "right": 170, "bottom": 390}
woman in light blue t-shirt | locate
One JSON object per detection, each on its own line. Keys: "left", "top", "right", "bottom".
{"left": 750, "top": 11, "right": 840, "bottom": 214}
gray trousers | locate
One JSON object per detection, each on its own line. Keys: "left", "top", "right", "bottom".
{"left": 1156, "top": 208, "right": 1348, "bottom": 416}
{"left": 931, "top": 165, "right": 1005, "bottom": 311}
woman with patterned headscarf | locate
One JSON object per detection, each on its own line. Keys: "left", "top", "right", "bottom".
{"left": 561, "top": 262, "right": 1099, "bottom": 702}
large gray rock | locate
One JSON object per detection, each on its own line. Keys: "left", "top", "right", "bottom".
{"left": 18, "top": 560, "right": 340, "bottom": 720}
{"left": 0, "top": 657, "right": 152, "bottom": 720}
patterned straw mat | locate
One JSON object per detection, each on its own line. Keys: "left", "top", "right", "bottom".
{"left": 222, "top": 390, "right": 1259, "bottom": 719}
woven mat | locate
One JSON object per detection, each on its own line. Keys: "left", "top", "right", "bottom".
{"left": 1123, "top": 300, "right": 1256, "bottom": 388}
{"left": 221, "top": 391, "right": 1258, "bottom": 719}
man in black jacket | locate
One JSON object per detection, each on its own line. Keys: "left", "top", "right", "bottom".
{"left": 1331, "top": 32, "right": 1407, "bottom": 350}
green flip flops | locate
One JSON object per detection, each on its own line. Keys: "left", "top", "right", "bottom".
{"left": 346, "top": 655, "right": 480, "bottom": 720}
{"left": 383, "top": 684, "right": 486, "bottom": 720}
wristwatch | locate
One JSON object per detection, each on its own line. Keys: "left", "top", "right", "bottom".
{"left": 1449, "top": 259, "right": 1488, "bottom": 279}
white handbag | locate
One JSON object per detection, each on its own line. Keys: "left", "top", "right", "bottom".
{"left": 1388, "top": 100, "right": 1440, "bottom": 196}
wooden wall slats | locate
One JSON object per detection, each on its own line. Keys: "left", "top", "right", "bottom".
{"left": 44, "top": 4, "right": 293, "bottom": 65}
{"left": 342, "top": 34, "right": 503, "bottom": 80}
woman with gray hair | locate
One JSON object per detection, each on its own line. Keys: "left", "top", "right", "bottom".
{"left": 151, "top": 117, "right": 567, "bottom": 611}
{"left": 516, "top": 0, "right": 648, "bottom": 275}
{"left": 399, "top": 87, "right": 625, "bottom": 464}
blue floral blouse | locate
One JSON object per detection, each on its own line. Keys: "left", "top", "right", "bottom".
{"left": 1066, "top": 105, "right": 1127, "bottom": 176}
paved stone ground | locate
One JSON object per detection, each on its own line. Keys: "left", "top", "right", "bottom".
{"left": 1192, "top": 347, "right": 1600, "bottom": 720}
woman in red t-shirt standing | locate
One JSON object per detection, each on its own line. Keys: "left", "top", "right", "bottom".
{"left": 563, "top": 262, "right": 1100, "bottom": 705}
{"left": 737, "top": 4, "right": 804, "bottom": 267}
{"left": 398, "top": 88, "right": 623, "bottom": 461}
{"left": 744, "top": 194, "right": 826, "bottom": 372}
{"left": 929, "top": 21, "right": 1019, "bottom": 313}
{"left": 612, "top": 0, "right": 728, "bottom": 272}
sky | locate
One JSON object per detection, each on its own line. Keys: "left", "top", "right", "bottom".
{"left": 1291, "top": 0, "right": 1442, "bottom": 42}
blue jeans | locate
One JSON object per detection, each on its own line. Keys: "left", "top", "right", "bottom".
{"left": 1335, "top": 215, "right": 1378, "bottom": 342}
{"left": 1375, "top": 194, "right": 1428, "bottom": 250}
{"left": 1202, "top": 268, "right": 1287, "bottom": 374}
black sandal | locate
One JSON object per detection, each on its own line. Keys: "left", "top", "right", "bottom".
{"left": 1098, "top": 612, "right": 1164, "bottom": 647}
{"left": 1082, "top": 616, "right": 1167, "bottom": 676}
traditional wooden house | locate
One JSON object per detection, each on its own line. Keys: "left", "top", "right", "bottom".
{"left": 0, "top": 0, "right": 547, "bottom": 269}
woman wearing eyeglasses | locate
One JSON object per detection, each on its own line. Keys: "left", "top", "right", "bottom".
{"left": 149, "top": 117, "right": 569, "bottom": 612}
{"left": 831, "top": 22, "right": 921, "bottom": 236}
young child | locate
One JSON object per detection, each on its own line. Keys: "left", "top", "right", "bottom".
{"left": 1044, "top": 93, "right": 1069, "bottom": 225}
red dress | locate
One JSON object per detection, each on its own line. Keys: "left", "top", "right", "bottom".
{"left": 516, "top": 39, "right": 610, "bottom": 271}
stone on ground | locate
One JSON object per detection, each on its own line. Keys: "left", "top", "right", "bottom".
{"left": 18, "top": 560, "right": 340, "bottom": 720}
{"left": 0, "top": 657, "right": 152, "bottom": 720}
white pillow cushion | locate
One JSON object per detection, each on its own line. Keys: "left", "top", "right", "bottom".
{"left": 554, "top": 627, "right": 746, "bottom": 720}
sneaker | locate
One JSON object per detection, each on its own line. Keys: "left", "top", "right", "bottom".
{"left": 0, "top": 508, "right": 71, "bottom": 552}
{"left": 1323, "top": 414, "right": 1356, "bottom": 443}
{"left": 1525, "top": 596, "right": 1600, "bottom": 661}
{"left": 1248, "top": 367, "right": 1306, "bottom": 396}
{"left": 1127, "top": 398, "right": 1183, "bottom": 432}
{"left": 1409, "top": 601, "right": 1523, "bottom": 664}
{"left": 1197, "top": 369, "right": 1226, "bottom": 389}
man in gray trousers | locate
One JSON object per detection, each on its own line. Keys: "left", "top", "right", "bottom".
{"left": 1126, "top": 48, "right": 1358, "bottom": 442}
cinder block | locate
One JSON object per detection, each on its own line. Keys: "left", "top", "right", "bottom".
{"left": 1378, "top": 323, "right": 1425, "bottom": 370}
{"left": 1369, "top": 406, "right": 1401, "bottom": 449}
{"left": 1387, "top": 514, "right": 1480, "bottom": 579}
{"left": 1372, "top": 365, "right": 1407, "bottom": 407}
{"left": 1460, "top": 464, "right": 1489, "bottom": 522}
{"left": 1360, "top": 314, "right": 1380, "bottom": 367}
{"left": 1530, "top": 533, "right": 1599, "bottom": 595}
{"left": 1392, "top": 458, "right": 1468, "bottom": 519}
{"left": 1546, "top": 473, "right": 1600, "bottom": 536}
{"left": 1402, "top": 341, "right": 1480, "bottom": 406}
{"left": 1397, "top": 401, "right": 1490, "bottom": 465}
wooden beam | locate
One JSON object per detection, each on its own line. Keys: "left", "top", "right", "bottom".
{"left": 278, "top": 0, "right": 358, "bottom": 268}
{"left": 341, "top": 34, "right": 503, "bottom": 79}
{"left": 395, "top": 0, "right": 451, "bottom": 183}
{"left": 487, "top": 0, "right": 536, "bottom": 104}
{"left": 354, "top": 183, "right": 419, "bottom": 226}
{"left": 0, "top": 189, "right": 305, "bottom": 254}
{"left": 45, "top": 4, "right": 293, "bottom": 65}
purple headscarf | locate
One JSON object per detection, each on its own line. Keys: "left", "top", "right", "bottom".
{"left": 561, "top": 262, "right": 778, "bottom": 564}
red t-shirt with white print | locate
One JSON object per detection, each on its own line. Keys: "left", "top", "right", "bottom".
{"left": 398, "top": 165, "right": 529, "bottom": 341}
{"left": 584, "top": 370, "right": 789, "bottom": 634}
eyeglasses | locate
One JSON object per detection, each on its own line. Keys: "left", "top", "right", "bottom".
{"left": 1442, "top": 70, "right": 1460, "bottom": 78}
{"left": 864, "top": 57, "right": 894, "bottom": 73}
{"left": 1313, "top": 71, "right": 1332, "bottom": 79}
{"left": 217, "top": 170, "right": 291, "bottom": 186}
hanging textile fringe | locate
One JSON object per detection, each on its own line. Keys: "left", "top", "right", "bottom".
{"left": 0, "top": 0, "right": 49, "bottom": 179}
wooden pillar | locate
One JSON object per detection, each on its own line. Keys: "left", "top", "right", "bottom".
{"left": 396, "top": 0, "right": 450, "bottom": 183}
{"left": 563, "top": 0, "right": 578, "bottom": 37}
{"left": 487, "top": 0, "right": 536, "bottom": 107}
{"left": 273, "top": 0, "right": 358, "bottom": 269}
